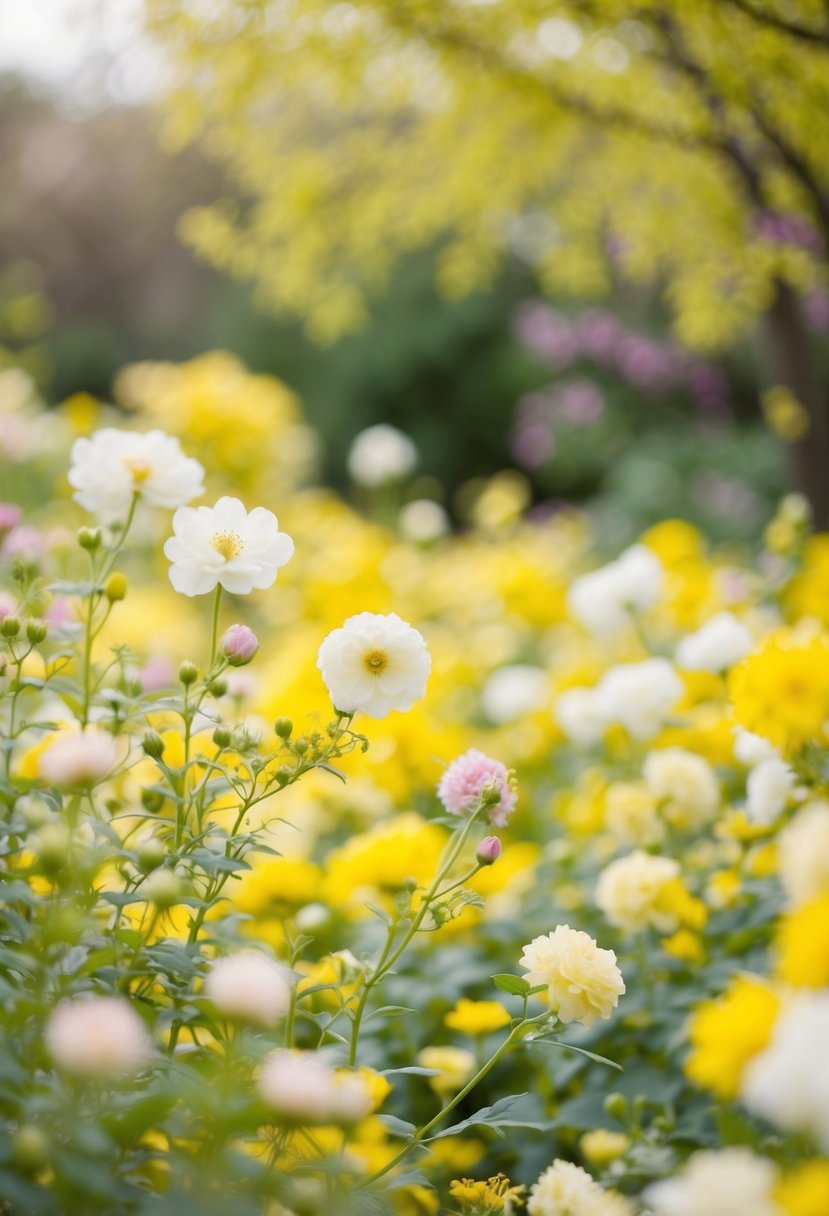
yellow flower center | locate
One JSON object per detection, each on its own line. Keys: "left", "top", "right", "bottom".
{"left": 211, "top": 530, "right": 244, "bottom": 561}
{"left": 363, "top": 649, "right": 388, "bottom": 674}
{"left": 123, "top": 458, "right": 152, "bottom": 485}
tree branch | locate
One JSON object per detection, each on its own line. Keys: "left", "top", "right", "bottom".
{"left": 723, "top": 0, "right": 829, "bottom": 48}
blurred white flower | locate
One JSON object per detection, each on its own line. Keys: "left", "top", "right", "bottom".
{"left": 742, "top": 992, "right": 829, "bottom": 1149}
{"left": 567, "top": 544, "right": 663, "bottom": 636}
{"left": 399, "top": 498, "right": 449, "bottom": 542}
{"left": 779, "top": 801, "right": 829, "bottom": 906}
{"left": 733, "top": 727, "right": 779, "bottom": 767}
{"left": 69, "top": 428, "right": 205, "bottom": 517}
{"left": 745, "top": 757, "right": 794, "bottom": 824}
{"left": 347, "top": 424, "right": 417, "bottom": 487}
{"left": 481, "top": 664, "right": 549, "bottom": 724}
{"left": 164, "top": 497, "right": 294, "bottom": 597}
{"left": 46, "top": 997, "right": 152, "bottom": 1077}
{"left": 317, "top": 611, "right": 430, "bottom": 718}
{"left": 38, "top": 729, "right": 118, "bottom": 787}
{"left": 528, "top": 1158, "right": 633, "bottom": 1216}
{"left": 675, "top": 612, "right": 753, "bottom": 672}
{"left": 258, "top": 1051, "right": 371, "bottom": 1124}
{"left": 644, "top": 748, "right": 719, "bottom": 828}
{"left": 595, "top": 850, "right": 680, "bottom": 934}
{"left": 645, "top": 1148, "right": 780, "bottom": 1216}
{"left": 520, "top": 926, "right": 624, "bottom": 1028}
{"left": 595, "top": 659, "right": 683, "bottom": 740}
{"left": 555, "top": 687, "right": 604, "bottom": 746}
{"left": 204, "top": 951, "right": 292, "bottom": 1027}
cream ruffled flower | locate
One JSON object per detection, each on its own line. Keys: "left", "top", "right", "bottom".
{"left": 317, "top": 611, "right": 431, "bottom": 718}
{"left": 595, "top": 851, "right": 681, "bottom": 934}
{"left": 69, "top": 427, "right": 205, "bottom": 516}
{"left": 644, "top": 1148, "right": 780, "bottom": 1216}
{"left": 520, "top": 926, "right": 625, "bottom": 1028}
{"left": 164, "top": 496, "right": 294, "bottom": 596}
{"left": 528, "top": 1159, "right": 634, "bottom": 1216}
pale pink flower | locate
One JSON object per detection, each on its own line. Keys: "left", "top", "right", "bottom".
{"left": 46, "top": 997, "right": 152, "bottom": 1076}
{"left": 39, "top": 730, "right": 118, "bottom": 787}
{"left": 437, "top": 749, "right": 517, "bottom": 827}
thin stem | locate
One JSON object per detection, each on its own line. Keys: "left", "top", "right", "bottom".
{"left": 210, "top": 585, "right": 223, "bottom": 664}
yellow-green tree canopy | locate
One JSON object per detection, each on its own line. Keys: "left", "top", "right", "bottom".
{"left": 144, "top": 0, "right": 829, "bottom": 515}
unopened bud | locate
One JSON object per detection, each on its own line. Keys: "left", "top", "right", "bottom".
{"left": 144, "top": 868, "right": 181, "bottom": 909}
{"left": 604, "top": 1093, "right": 629, "bottom": 1122}
{"left": 294, "top": 737, "right": 309, "bottom": 756}
{"left": 208, "top": 678, "right": 227, "bottom": 697}
{"left": 141, "top": 788, "right": 165, "bottom": 813}
{"left": 77, "top": 526, "right": 102, "bottom": 551}
{"left": 1, "top": 615, "right": 20, "bottom": 638}
{"left": 104, "top": 573, "right": 127, "bottom": 603}
{"left": 179, "top": 661, "right": 198, "bottom": 686}
{"left": 137, "top": 837, "right": 167, "bottom": 874}
{"left": 220, "top": 623, "right": 259, "bottom": 666}
{"left": 141, "top": 731, "right": 165, "bottom": 760}
{"left": 12, "top": 1124, "right": 50, "bottom": 1173}
{"left": 26, "top": 619, "right": 48, "bottom": 645}
{"left": 212, "top": 726, "right": 232, "bottom": 749}
{"left": 274, "top": 717, "right": 293, "bottom": 739}
{"left": 35, "top": 822, "right": 73, "bottom": 873}
{"left": 476, "top": 835, "right": 502, "bottom": 866}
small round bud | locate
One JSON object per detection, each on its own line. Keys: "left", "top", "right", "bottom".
{"left": 25, "top": 619, "right": 48, "bottom": 645}
{"left": 1, "top": 615, "right": 20, "bottom": 638}
{"left": 143, "top": 868, "right": 182, "bottom": 909}
{"left": 141, "top": 732, "right": 165, "bottom": 760}
{"left": 275, "top": 765, "right": 293, "bottom": 788}
{"left": 140, "top": 788, "right": 165, "bottom": 813}
{"left": 178, "top": 661, "right": 198, "bottom": 686}
{"left": 34, "top": 822, "right": 73, "bottom": 873}
{"left": 136, "top": 836, "right": 167, "bottom": 874}
{"left": 603, "top": 1092, "right": 629, "bottom": 1122}
{"left": 476, "top": 835, "right": 502, "bottom": 866}
{"left": 104, "top": 573, "right": 127, "bottom": 603}
{"left": 212, "top": 726, "right": 232, "bottom": 749}
{"left": 77, "top": 526, "right": 102, "bottom": 551}
{"left": 207, "top": 678, "right": 228, "bottom": 698}
{"left": 274, "top": 717, "right": 293, "bottom": 739}
{"left": 220, "top": 623, "right": 259, "bottom": 667}
{"left": 12, "top": 1124, "right": 50, "bottom": 1173}
{"left": 294, "top": 737, "right": 309, "bottom": 756}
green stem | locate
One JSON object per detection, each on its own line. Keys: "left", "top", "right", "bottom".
{"left": 210, "top": 585, "right": 223, "bottom": 664}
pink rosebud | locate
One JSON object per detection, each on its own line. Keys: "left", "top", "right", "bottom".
{"left": 437, "top": 749, "right": 517, "bottom": 828}
{"left": 0, "top": 504, "right": 22, "bottom": 535}
{"left": 476, "top": 835, "right": 502, "bottom": 866}
{"left": 220, "top": 623, "right": 259, "bottom": 666}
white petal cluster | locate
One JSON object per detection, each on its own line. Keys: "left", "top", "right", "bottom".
{"left": 645, "top": 1148, "right": 780, "bottom": 1216}
{"left": 595, "top": 850, "right": 680, "bottom": 934}
{"left": 745, "top": 757, "right": 795, "bottom": 824}
{"left": 69, "top": 428, "right": 205, "bottom": 516}
{"left": 317, "top": 611, "right": 431, "bottom": 718}
{"left": 675, "top": 612, "right": 753, "bottom": 673}
{"left": 520, "top": 926, "right": 625, "bottom": 1028}
{"left": 567, "top": 544, "right": 663, "bottom": 636}
{"left": 594, "top": 659, "right": 683, "bottom": 740}
{"left": 742, "top": 992, "right": 829, "bottom": 1149}
{"left": 733, "top": 727, "right": 779, "bottom": 767}
{"left": 258, "top": 1050, "right": 372, "bottom": 1124}
{"left": 779, "top": 800, "right": 829, "bottom": 906}
{"left": 46, "top": 996, "right": 152, "bottom": 1077}
{"left": 643, "top": 748, "right": 719, "bottom": 828}
{"left": 204, "top": 951, "right": 292, "bottom": 1027}
{"left": 38, "top": 729, "right": 118, "bottom": 787}
{"left": 528, "top": 1159, "right": 633, "bottom": 1216}
{"left": 347, "top": 424, "right": 417, "bottom": 487}
{"left": 164, "top": 496, "right": 294, "bottom": 597}
{"left": 481, "top": 664, "right": 549, "bottom": 724}
{"left": 555, "top": 687, "right": 605, "bottom": 747}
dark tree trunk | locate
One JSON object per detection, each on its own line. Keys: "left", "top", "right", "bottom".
{"left": 764, "top": 281, "right": 829, "bottom": 528}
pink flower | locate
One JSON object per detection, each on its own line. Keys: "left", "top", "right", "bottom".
{"left": 0, "top": 504, "right": 22, "bottom": 535}
{"left": 476, "top": 835, "right": 502, "bottom": 865}
{"left": 437, "top": 749, "right": 517, "bottom": 827}
{"left": 139, "top": 656, "right": 176, "bottom": 692}
{"left": 38, "top": 730, "right": 118, "bottom": 787}
{"left": 220, "top": 623, "right": 259, "bottom": 666}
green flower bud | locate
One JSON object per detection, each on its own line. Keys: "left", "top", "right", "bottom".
{"left": 274, "top": 717, "right": 293, "bottom": 739}
{"left": 212, "top": 726, "right": 232, "bottom": 749}
{"left": 178, "top": 661, "right": 198, "bottom": 686}
{"left": 12, "top": 1124, "right": 50, "bottom": 1173}
{"left": 25, "top": 619, "right": 48, "bottom": 645}
{"left": 144, "top": 868, "right": 182, "bottom": 909}
{"left": 141, "top": 731, "right": 165, "bottom": 760}
{"left": 1, "top": 615, "right": 21, "bottom": 638}
{"left": 141, "top": 788, "right": 165, "bottom": 813}
{"left": 77, "top": 526, "right": 102, "bottom": 551}
{"left": 35, "top": 822, "right": 73, "bottom": 873}
{"left": 104, "top": 573, "right": 127, "bottom": 603}
{"left": 208, "top": 678, "right": 228, "bottom": 698}
{"left": 603, "top": 1093, "right": 629, "bottom": 1123}
{"left": 136, "top": 837, "right": 167, "bottom": 874}
{"left": 293, "top": 736, "right": 309, "bottom": 755}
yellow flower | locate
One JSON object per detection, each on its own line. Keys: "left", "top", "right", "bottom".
{"left": 775, "top": 895, "right": 829, "bottom": 988}
{"left": 775, "top": 1160, "right": 829, "bottom": 1216}
{"left": 417, "top": 1047, "right": 476, "bottom": 1096}
{"left": 580, "top": 1130, "right": 630, "bottom": 1165}
{"left": 520, "top": 926, "right": 625, "bottom": 1028}
{"left": 685, "top": 975, "right": 780, "bottom": 1099}
{"left": 785, "top": 535, "right": 829, "bottom": 627}
{"left": 323, "top": 813, "right": 448, "bottom": 915}
{"left": 729, "top": 630, "right": 829, "bottom": 752}
{"left": 445, "top": 999, "right": 511, "bottom": 1036}
{"left": 661, "top": 930, "right": 705, "bottom": 964}
{"left": 448, "top": 1173, "right": 525, "bottom": 1214}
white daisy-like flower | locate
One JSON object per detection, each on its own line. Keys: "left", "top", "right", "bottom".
{"left": 317, "top": 611, "right": 431, "bottom": 718}
{"left": 163, "top": 497, "right": 294, "bottom": 597}
{"left": 69, "top": 428, "right": 205, "bottom": 517}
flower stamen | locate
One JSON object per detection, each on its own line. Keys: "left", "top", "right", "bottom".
{"left": 123, "top": 458, "right": 152, "bottom": 485}
{"left": 211, "top": 530, "right": 244, "bottom": 561}
{"left": 363, "top": 649, "right": 388, "bottom": 674}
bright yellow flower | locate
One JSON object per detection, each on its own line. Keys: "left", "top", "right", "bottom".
{"left": 323, "top": 813, "right": 448, "bottom": 915}
{"left": 729, "top": 630, "right": 829, "bottom": 752}
{"left": 448, "top": 1173, "right": 525, "bottom": 1214}
{"left": 444, "top": 999, "right": 511, "bottom": 1036}
{"left": 580, "top": 1130, "right": 630, "bottom": 1165}
{"left": 685, "top": 975, "right": 780, "bottom": 1099}
{"left": 661, "top": 930, "right": 705, "bottom": 965}
{"left": 775, "top": 895, "right": 829, "bottom": 988}
{"left": 785, "top": 534, "right": 829, "bottom": 628}
{"left": 775, "top": 1160, "right": 829, "bottom": 1216}
{"left": 417, "top": 1047, "right": 476, "bottom": 1096}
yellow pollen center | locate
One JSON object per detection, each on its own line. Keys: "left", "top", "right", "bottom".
{"left": 363, "top": 649, "right": 388, "bottom": 674}
{"left": 123, "top": 458, "right": 151, "bottom": 484}
{"left": 211, "top": 530, "right": 244, "bottom": 561}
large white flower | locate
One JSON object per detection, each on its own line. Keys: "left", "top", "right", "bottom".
{"left": 645, "top": 1148, "right": 779, "bottom": 1216}
{"left": 164, "top": 497, "right": 294, "bottom": 597}
{"left": 643, "top": 748, "right": 720, "bottom": 828}
{"left": 675, "top": 612, "right": 753, "bottom": 673}
{"left": 528, "top": 1159, "right": 633, "bottom": 1216}
{"left": 46, "top": 996, "right": 152, "bottom": 1077}
{"left": 519, "top": 926, "right": 625, "bottom": 1028}
{"left": 594, "top": 658, "right": 683, "bottom": 740}
{"left": 69, "top": 428, "right": 205, "bottom": 516}
{"left": 595, "top": 850, "right": 680, "bottom": 934}
{"left": 317, "top": 612, "right": 431, "bottom": 718}
{"left": 567, "top": 544, "right": 663, "bottom": 636}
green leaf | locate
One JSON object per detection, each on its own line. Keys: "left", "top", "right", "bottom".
{"left": 491, "top": 973, "right": 530, "bottom": 996}
{"left": 378, "top": 1114, "right": 416, "bottom": 1139}
{"left": 427, "top": 1093, "right": 549, "bottom": 1140}
{"left": 527, "top": 1038, "right": 623, "bottom": 1070}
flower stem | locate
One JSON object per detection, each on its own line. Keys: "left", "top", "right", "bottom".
{"left": 210, "top": 585, "right": 223, "bottom": 664}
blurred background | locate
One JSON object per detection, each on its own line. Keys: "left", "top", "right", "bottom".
{"left": 3, "top": 0, "right": 829, "bottom": 546}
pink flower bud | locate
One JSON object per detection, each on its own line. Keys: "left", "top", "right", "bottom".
{"left": 476, "top": 835, "right": 502, "bottom": 866}
{"left": 0, "top": 504, "right": 22, "bottom": 535}
{"left": 220, "top": 624, "right": 259, "bottom": 666}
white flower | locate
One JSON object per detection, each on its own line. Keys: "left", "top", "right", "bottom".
{"left": 594, "top": 659, "right": 683, "bottom": 740}
{"left": 317, "top": 612, "right": 431, "bottom": 718}
{"left": 258, "top": 1050, "right": 371, "bottom": 1124}
{"left": 69, "top": 428, "right": 205, "bottom": 516}
{"left": 643, "top": 748, "right": 719, "bottom": 828}
{"left": 528, "top": 1159, "right": 633, "bottom": 1216}
{"left": 595, "top": 851, "right": 680, "bottom": 934}
{"left": 399, "top": 499, "right": 449, "bottom": 542}
{"left": 742, "top": 992, "right": 829, "bottom": 1149}
{"left": 347, "top": 423, "right": 417, "bottom": 487}
{"left": 605, "top": 783, "right": 662, "bottom": 845}
{"left": 567, "top": 544, "right": 663, "bottom": 636}
{"left": 519, "top": 926, "right": 625, "bottom": 1028}
{"left": 481, "top": 665, "right": 549, "bottom": 724}
{"left": 204, "top": 951, "right": 292, "bottom": 1027}
{"left": 733, "top": 727, "right": 779, "bottom": 768}
{"left": 46, "top": 997, "right": 152, "bottom": 1076}
{"left": 644, "top": 1148, "right": 780, "bottom": 1216}
{"left": 555, "top": 687, "right": 604, "bottom": 747}
{"left": 675, "top": 612, "right": 753, "bottom": 673}
{"left": 38, "top": 729, "right": 118, "bottom": 787}
{"left": 164, "top": 496, "right": 294, "bottom": 597}
{"left": 745, "top": 757, "right": 794, "bottom": 825}
{"left": 779, "top": 801, "right": 829, "bottom": 906}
